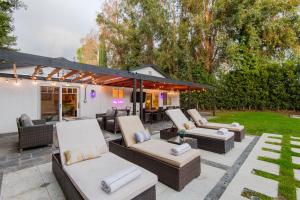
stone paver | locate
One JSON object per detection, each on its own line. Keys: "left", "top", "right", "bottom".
{"left": 292, "top": 136, "right": 300, "bottom": 140}
{"left": 258, "top": 150, "right": 280, "bottom": 160}
{"left": 292, "top": 140, "right": 300, "bottom": 146}
{"left": 266, "top": 133, "right": 282, "bottom": 138}
{"left": 292, "top": 148, "right": 300, "bottom": 154}
{"left": 294, "top": 169, "right": 300, "bottom": 181}
{"left": 220, "top": 133, "right": 280, "bottom": 199}
{"left": 266, "top": 138, "right": 282, "bottom": 144}
{"left": 293, "top": 156, "right": 300, "bottom": 165}
{"left": 263, "top": 143, "right": 281, "bottom": 151}
{"left": 251, "top": 160, "right": 279, "bottom": 175}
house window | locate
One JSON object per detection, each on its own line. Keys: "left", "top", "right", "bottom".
{"left": 112, "top": 88, "right": 124, "bottom": 98}
{"left": 162, "top": 92, "right": 172, "bottom": 105}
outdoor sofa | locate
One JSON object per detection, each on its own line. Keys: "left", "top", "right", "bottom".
{"left": 53, "top": 119, "right": 158, "bottom": 200}
{"left": 16, "top": 114, "right": 53, "bottom": 152}
{"left": 165, "top": 109, "right": 235, "bottom": 154}
{"left": 187, "top": 109, "right": 245, "bottom": 142}
{"left": 109, "top": 115, "right": 201, "bottom": 191}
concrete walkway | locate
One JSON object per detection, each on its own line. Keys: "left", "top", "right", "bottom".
{"left": 220, "top": 133, "right": 281, "bottom": 199}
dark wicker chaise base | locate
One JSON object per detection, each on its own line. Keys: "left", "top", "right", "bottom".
{"left": 185, "top": 133, "right": 235, "bottom": 154}
{"left": 52, "top": 153, "right": 156, "bottom": 200}
{"left": 233, "top": 129, "right": 245, "bottom": 142}
{"left": 109, "top": 139, "right": 201, "bottom": 191}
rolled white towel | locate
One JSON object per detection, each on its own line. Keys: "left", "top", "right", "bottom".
{"left": 231, "top": 122, "right": 240, "bottom": 127}
{"left": 171, "top": 143, "right": 191, "bottom": 156}
{"left": 217, "top": 128, "right": 228, "bottom": 135}
{"left": 101, "top": 166, "right": 141, "bottom": 193}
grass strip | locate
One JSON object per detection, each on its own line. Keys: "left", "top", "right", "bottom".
{"left": 252, "top": 169, "right": 279, "bottom": 181}
{"left": 241, "top": 188, "right": 273, "bottom": 200}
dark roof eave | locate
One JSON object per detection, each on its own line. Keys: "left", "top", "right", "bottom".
{"left": 0, "top": 49, "right": 212, "bottom": 89}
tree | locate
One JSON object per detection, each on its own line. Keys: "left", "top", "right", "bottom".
{"left": 93, "top": 0, "right": 300, "bottom": 76}
{"left": 76, "top": 30, "right": 100, "bottom": 66}
{"left": 0, "top": 0, "right": 25, "bottom": 48}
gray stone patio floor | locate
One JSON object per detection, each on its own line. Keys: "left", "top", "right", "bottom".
{"left": 0, "top": 121, "right": 260, "bottom": 200}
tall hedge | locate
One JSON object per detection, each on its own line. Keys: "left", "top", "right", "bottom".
{"left": 181, "top": 61, "right": 300, "bottom": 111}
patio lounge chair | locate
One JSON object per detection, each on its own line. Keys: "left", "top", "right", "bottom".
{"left": 187, "top": 109, "right": 245, "bottom": 142}
{"left": 16, "top": 114, "right": 53, "bottom": 152}
{"left": 109, "top": 115, "right": 201, "bottom": 191}
{"left": 53, "top": 119, "right": 157, "bottom": 200}
{"left": 165, "top": 109, "right": 235, "bottom": 154}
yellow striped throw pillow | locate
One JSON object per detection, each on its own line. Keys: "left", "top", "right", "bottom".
{"left": 64, "top": 145, "right": 105, "bottom": 166}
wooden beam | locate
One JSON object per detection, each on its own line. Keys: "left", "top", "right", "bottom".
{"left": 71, "top": 72, "right": 92, "bottom": 82}
{"left": 103, "top": 77, "right": 130, "bottom": 85}
{"left": 46, "top": 68, "right": 61, "bottom": 80}
{"left": 13, "top": 63, "right": 17, "bottom": 78}
{"left": 60, "top": 70, "right": 79, "bottom": 80}
{"left": 31, "top": 66, "right": 41, "bottom": 79}
{"left": 93, "top": 75, "right": 115, "bottom": 83}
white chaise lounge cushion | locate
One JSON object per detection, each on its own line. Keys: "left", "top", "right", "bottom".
{"left": 64, "top": 152, "right": 157, "bottom": 200}
{"left": 131, "top": 139, "right": 200, "bottom": 167}
{"left": 56, "top": 119, "right": 108, "bottom": 167}
{"left": 165, "top": 109, "right": 189, "bottom": 130}
{"left": 187, "top": 109, "right": 244, "bottom": 131}
{"left": 187, "top": 109, "right": 206, "bottom": 127}
{"left": 117, "top": 115, "right": 146, "bottom": 147}
{"left": 186, "top": 128, "right": 234, "bottom": 140}
{"left": 166, "top": 109, "right": 234, "bottom": 141}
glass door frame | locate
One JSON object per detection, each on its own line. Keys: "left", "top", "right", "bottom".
{"left": 40, "top": 85, "right": 80, "bottom": 122}
{"left": 61, "top": 86, "right": 80, "bottom": 120}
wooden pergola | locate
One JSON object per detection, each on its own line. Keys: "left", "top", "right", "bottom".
{"left": 0, "top": 49, "right": 213, "bottom": 119}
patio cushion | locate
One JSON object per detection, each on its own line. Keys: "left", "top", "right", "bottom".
{"left": 19, "top": 114, "right": 34, "bottom": 127}
{"left": 117, "top": 115, "right": 146, "bottom": 147}
{"left": 203, "top": 122, "right": 244, "bottom": 131}
{"left": 64, "top": 152, "right": 158, "bottom": 200}
{"left": 183, "top": 121, "right": 196, "bottom": 130}
{"left": 165, "top": 109, "right": 189, "bottom": 130}
{"left": 187, "top": 109, "right": 244, "bottom": 131}
{"left": 56, "top": 119, "right": 108, "bottom": 167}
{"left": 64, "top": 144, "right": 105, "bottom": 166}
{"left": 187, "top": 109, "right": 205, "bottom": 126}
{"left": 131, "top": 139, "right": 200, "bottom": 167}
{"left": 186, "top": 128, "right": 234, "bottom": 141}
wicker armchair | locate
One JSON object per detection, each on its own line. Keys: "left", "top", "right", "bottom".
{"left": 16, "top": 118, "right": 53, "bottom": 152}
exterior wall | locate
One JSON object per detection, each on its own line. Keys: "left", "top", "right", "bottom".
{"left": 0, "top": 77, "right": 180, "bottom": 134}
{"left": 131, "top": 66, "right": 165, "bottom": 78}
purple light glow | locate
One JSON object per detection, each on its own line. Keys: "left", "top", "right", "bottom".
{"left": 90, "top": 90, "right": 96, "bottom": 98}
{"left": 112, "top": 99, "right": 124, "bottom": 105}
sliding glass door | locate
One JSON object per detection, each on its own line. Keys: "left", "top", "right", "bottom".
{"left": 40, "top": 86, "right": 60, "bottom": 122}
{"left": 62, "top": 87, "right": 79, "bottom": 119}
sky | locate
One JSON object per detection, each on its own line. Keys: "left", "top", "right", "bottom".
{"left": 13, "top": 0, "right": 104, "bottom": 60}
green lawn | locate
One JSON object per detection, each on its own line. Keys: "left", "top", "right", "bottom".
{"left": 209, "top": 111, "right": 300, "bottom": 136}
{"left": 209, "top": 111, "right": 300, "bottom": 200}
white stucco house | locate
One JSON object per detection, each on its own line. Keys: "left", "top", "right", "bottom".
{"left": 0, "top": 50, "right": 209, "bottom": 134}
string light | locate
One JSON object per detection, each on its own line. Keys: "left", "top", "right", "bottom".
{"left": 15, "top": 79, "right": 20, "bottom": 86}
{"left": 33, "top": 79, "right": 37, "bottom": 85}
{"left": 5, "top": 78, "right": 8, "bottom": 83}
